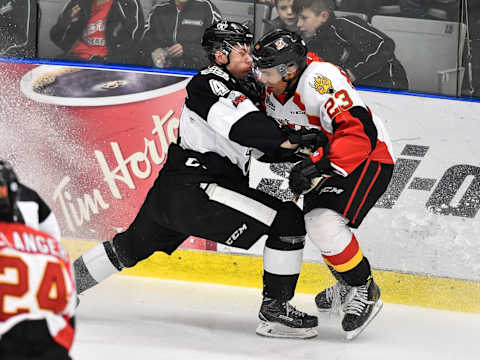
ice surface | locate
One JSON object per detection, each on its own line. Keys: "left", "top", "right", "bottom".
{"left": 72, "top": 275, "right": 480, "bottom": 360}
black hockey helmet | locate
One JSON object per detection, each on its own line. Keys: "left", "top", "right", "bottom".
{"left": 202, "top": 21, "right": 254, "bottom": 60}
{"left": 0, "top": 160, "right": 21, "bottom": 223}
{"left": 252, "top": 29, "right": 307, "bottom": 70}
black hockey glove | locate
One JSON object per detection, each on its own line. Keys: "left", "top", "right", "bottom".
{"left": 287, "top": 128, "right": 329, "bottom": 156}
{"left": 289, "top": 156, "right": 332, "bottom": 198}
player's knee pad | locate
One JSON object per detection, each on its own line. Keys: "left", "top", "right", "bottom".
{"left": 111, "top": 230, "right": 139, "bottom": 268}
{"left": 264, "top": 203, "right": 305, "bottom": 277}
{"left": 270, "top": 201, "right": 306, "bottom": 246}
{"left": 304, "top": 208, "right": 352, "bottom": 255}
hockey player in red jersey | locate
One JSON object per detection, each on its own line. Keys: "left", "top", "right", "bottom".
{"left": 252, "top": 29, "right": 395, "bottom": 340}
{"left": 0, "top": 161, "right": 76, "bottom": 359}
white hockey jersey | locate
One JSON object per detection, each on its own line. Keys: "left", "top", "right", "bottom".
{"left": 179, "top": 65, "right": 259, "bottom": 175}
{"left": 264, "top": 60, "right": 395, "bottom": 176}
{"left": 0, "top": 222, "right": 76, "bottom": 351}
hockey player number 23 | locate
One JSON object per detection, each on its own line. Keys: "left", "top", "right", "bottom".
{"left": 0, "top": 255, "right": 68, "bottom": 321}
{"left": 324, "top": 89, "right": 353, "bottom": 119}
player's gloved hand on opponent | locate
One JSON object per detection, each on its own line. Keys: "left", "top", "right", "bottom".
{"left": 237, "top": 74, "right": 265, "bottom": 107}
{"left": 289, "top": 150, "right": 332, "bottom": 197}
{"left": 287, "top": 128, "right": 329, "bottom": 155}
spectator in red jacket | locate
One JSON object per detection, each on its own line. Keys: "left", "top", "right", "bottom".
{"left": 50, "top": 0, "right": 144, "bottom": 64}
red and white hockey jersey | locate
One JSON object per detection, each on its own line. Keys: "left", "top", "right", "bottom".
{"left": 0, "top": 221, "right": 76, "bottom": 351}
{"left": 264, "top": 60, "right": 395, "bottom": 176}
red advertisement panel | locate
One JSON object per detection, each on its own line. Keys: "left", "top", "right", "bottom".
{"left": 0, "top": 62, "right": 216, "bottom": 251}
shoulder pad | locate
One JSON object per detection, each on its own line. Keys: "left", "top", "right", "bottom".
{"left": 200, "top": 66, "right": 230, "bottom": 81}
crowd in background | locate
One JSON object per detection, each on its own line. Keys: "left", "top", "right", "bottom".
{"left": 0, "top": 0, "right": 479, "bottom": 96}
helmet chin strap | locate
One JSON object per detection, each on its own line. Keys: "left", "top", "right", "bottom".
{"left": 220, "top": 41, "right": 248, "bottom": 67}
{"left": 220, "top": 49, "right": 231, "bottom": 66}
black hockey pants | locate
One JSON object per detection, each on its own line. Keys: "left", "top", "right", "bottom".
{"left": 112, "top": 144, "right": 307, "bottom": 300}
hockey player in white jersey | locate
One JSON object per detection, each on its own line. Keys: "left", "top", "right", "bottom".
{"left": 73, "top": 21, "right": 326, "bottom": 339}
{"left": 252, "top": 29, "right": 395, "bottom": 340}
{"left": 0, "top": 161, "right": 76, "bottom": 359}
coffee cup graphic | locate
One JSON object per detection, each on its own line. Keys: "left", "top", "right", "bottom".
{"left": 18, "top": 65, "right": 216, "bottom": 250}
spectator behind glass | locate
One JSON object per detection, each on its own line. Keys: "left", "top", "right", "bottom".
{"left": 50, "top": 0, "right": 144, "bottom": 64}
{"left": 0, "top": 0, "right": 38, "bottom": 58}
{"left": 399, "top": 0, "right": 460, "bottom": 21}
{"left": 293, "top": 0, "right": 409, "bottom": 90}
{"left": 264, "top": 0, "right": 298, "bottom": 34}
{"left": 335, "top": 0, "right": 381, "bottom": 20}
{"left": 139, "top": 0, "right": 222, "bottom": 70}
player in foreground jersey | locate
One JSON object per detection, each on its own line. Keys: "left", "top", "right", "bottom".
{"left": 73, "top": 21, "right": 326, "bottom": 339}
{"left": 252, "top": 29, "right": 395, "bottom": 340}
{"left": 0, "top": 161, "right": 76, "bottom": 359}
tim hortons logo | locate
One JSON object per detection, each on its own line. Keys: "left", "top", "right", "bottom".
{"left": 53, "top": 110, "right": 179, "bottom": 232}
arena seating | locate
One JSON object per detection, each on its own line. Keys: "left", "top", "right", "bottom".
{"left": 371, "top": 15, "right": 467, "bottom": 96}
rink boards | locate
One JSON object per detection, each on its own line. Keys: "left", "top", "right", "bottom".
{"left": 63, "top": 238, "right": 480, "bottom": 313}
{"left": 1, "top": 62, "right": 479, "bottom": 313}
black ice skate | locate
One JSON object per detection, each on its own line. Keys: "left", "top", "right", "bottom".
{"left": 256, "top": 297, "right": 318, "bottom": 339}
{"left": 342, "top": 278, "right": 383, "bottom": 340}
{"left": 315, "top": 281, "right": 351, "bottom": 313}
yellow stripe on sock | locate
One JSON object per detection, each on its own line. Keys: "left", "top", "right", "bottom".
{"left": 326, "top": 249, "right": 364, "bottom": 273}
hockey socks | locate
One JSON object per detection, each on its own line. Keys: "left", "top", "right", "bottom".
{"left": 73, "top": 240, "right": 123, "bottom": 294}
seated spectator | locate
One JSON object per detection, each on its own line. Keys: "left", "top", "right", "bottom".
{"left": 139, "top": 0, "right": 222, "bottom": 70}
{"left": 293, "top": 0, "right": 409, "bottom": 90}
{"left": 50, "top": 0, "right": 144, "bottom": 64}
{"left": 264, "top": 0, "right": 298, "bottom": 34}
{"left": 0, "top": 0, "right": 37, "bottom": 58}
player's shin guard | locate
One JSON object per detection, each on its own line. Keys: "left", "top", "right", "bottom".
{"left": 257, "top": 236, "right": 318, "bottom": 339}
{"left": 73, "top": 240, "right": 124, "bottom": 294}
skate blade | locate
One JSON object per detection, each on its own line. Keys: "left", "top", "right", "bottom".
{"left": 256, "top": 321, "right": 318, "bottom": 339}
{"left": 344, "top": 299, "right": 383, "bottom": 341}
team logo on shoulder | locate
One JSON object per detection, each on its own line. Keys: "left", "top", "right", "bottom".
{"left": 310, "top": 75, "right": 335, "bottom": 95}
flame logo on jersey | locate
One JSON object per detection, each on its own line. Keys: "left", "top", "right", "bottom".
{"left": 310, "top": 75, "right": 334, "bottom": 95}
{"left": 274, "top": 38, "right": 287, "bottom": 50}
